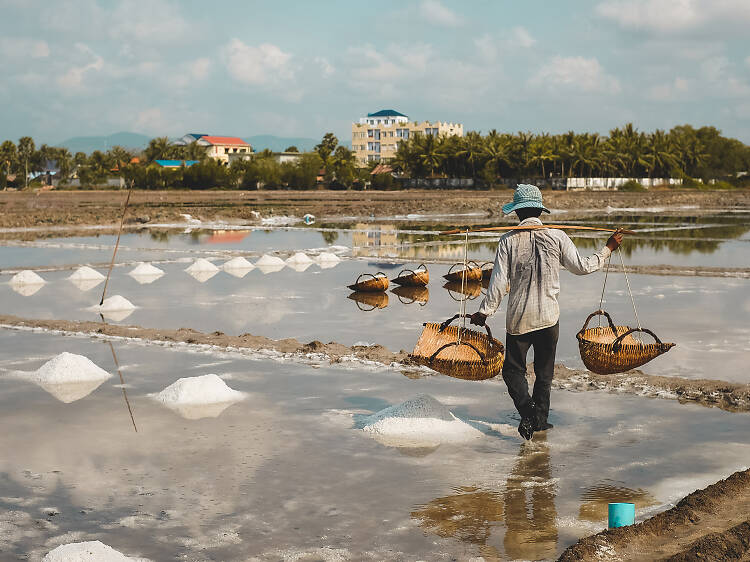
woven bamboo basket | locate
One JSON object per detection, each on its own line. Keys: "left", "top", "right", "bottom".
{"left": 443, "top": 261, "right": 483, "bottom": 283}
{"left": 392, "top": 285, "right": 429, "bottom": 305}
{"left": 577, "top": 309, "right": 675, "bottom": 375}
{"left": 410, "top": 314, "right": 504, "bottom": 380}
{"left": 348, "top": 291, "right": 389, "bottom": 310}
{"left": 480, "top": 262, "right": 493, "bottom": 279}
{"left": 347, "top": 272, "right": 389, "bottom": 292}
{"left": 444, "top": 281, "right": 483, "bottom": 300}
{"left": 392, "top": 264, "right": 429, "bottom": 287}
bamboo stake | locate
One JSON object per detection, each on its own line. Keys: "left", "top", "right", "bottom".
{"left": 99, "top": 186, "right": 132, "bottom": 305}
{"left": 439, "top": 225, "right": 635, "bottom": 235}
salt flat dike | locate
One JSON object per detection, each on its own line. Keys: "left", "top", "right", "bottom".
{"left": 558, "top": 467, "right": 750, "bottom": 561}
{"left": 1, "top": 314, "right": 749, "bottom": 414}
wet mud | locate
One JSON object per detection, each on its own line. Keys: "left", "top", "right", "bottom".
{"left": 1, "top": 314, "right": 748, "bottom": 413}
{"left": 558, "top": 468, "right": 750, "bottom": 561}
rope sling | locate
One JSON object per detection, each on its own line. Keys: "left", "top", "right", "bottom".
{"left": 578, "top": 246, "right": 675, "bottom": 375}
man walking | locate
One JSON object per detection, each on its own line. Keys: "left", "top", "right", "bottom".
{"left": 471, "top": 184, "right": 623, "bottom": 440}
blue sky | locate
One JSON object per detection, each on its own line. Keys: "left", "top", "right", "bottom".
{"left": 1, "top": 0, "right": 749, "bottom": 144}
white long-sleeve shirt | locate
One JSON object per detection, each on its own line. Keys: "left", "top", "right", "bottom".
{"left": 478, "top": 217, "right": 611, "bottom": 335}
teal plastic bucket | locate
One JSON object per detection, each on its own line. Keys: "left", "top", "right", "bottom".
{"left": 608, "top": 502, "right": 635, "bottom": 528}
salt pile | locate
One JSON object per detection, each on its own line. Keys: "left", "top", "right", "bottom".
{"left": 69, "top": 266, "right": 105, "bottom": 281}
{"left": 91, "top": 295, "right": 136, "bottom": 321}
{"left": 154, "top": 374, "right": 247, "bottom": 420}
{"left": 223, "top": 256, "right": 255, "bottom": 270}
{"left": 316, "top": 251, "right": 342, "bottom": 270}
{"left": 361, "top": 394, "right": 482, "bottom": 447}
{"left": 255, "top": 253, "right": 286, "bottom": 274}
{"left": 129, "top": 262, "right": 165, "bottom": 283}
{"left": 286, "top": 252, "right": 314, "bottom": 265}
{"left": 43, "top": 540, "right": 147, "bottom": 562}
{"left": 22, "top": 352, "right": 112, "bottom": 403}
{"left": 185, "top": 258, "right": 219, "bottom": 273}
{"left": 10, "top": 270, "right": 45, "bottom": 285}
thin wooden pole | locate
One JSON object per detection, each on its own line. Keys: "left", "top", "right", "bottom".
{"left": 439, "top": 225, "right": 635, "bottom": 236}
{"left": 99, "top": 186, "right": 132, "bottom": 305}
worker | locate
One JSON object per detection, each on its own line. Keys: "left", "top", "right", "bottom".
{"left": 471, "top": 184, "right": 624, "bottom": 440}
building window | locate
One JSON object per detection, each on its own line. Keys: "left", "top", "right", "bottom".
{"left": 224, "top": 148, "right": 230, "bottom": 154}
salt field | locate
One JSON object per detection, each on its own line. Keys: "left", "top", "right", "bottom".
{"left": 0, "top": 329, "right": 748, "bottom": 560}
{"left": 1, "top": 212, "right": 749, "bottom": 560}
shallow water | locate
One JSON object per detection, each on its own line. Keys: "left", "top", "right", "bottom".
{"left": 0, "top": 329, "right": 748, "bottom": 560}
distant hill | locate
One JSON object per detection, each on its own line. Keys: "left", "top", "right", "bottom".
{"left": 55, "top": 132, "right": 151, "bottom": 154}
{"left": 245, "top": 135, "right": 319, "bottom": 152}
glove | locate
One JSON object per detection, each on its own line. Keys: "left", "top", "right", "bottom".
{"left": 470, "top": 312, "right": 487, "bottom": 326}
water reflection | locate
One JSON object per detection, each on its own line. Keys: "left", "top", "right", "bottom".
{"left": 391, "top": 286, "right": 429, "bottom": 305}
{"left": 578, "top": 482, "right": 656, "bottom": 522}
{"left": 352, "top": 224, "right": 399, "bottom": 258}
{"left": 411, "top": 435, "right": 558, "bottom": 560}
{"left": 348, "top": 291, "right": 389, "bottom": 310}
{"left": 444, "top": 281, "right": 483, "bottom": 300}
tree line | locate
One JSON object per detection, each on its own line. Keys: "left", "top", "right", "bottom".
{"left": 1, "top": 124, "right": 748, "bottom": 190}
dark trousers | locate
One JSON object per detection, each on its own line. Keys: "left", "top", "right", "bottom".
{"left": 502, "top": 322, "right": 559, "bottom": 424}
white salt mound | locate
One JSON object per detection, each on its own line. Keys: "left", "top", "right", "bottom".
{"left": 43, "top": 540, "right": 146, "bottom": 562}
{"left": 155, "top": 374, "right": 246, "bottom": 406}
{"left": 10, "top": 270, "right": 45, "bottom": 285}
{"left": 69, "top": 266, "right": 105, "bottom": 281}
{"left": 223, "top": 256, "right": 254, "bottom": 270}
{"left": 185, "top": 258, "right": 219, "bottom": 273}
{"left": 96, "top": 295, "right": 136, "bottom": 312}
{"left": 33, "top": 352, "right": 111, "bottom": 384}
{"left": 129, "top": 262, "right": 164, "bottom": 276}
{"left": 286, "top": 252, "right": 314, "bottom": 265}
{"left": 316, "top": 252, "right": 341, "bottom": 263}
{"left": 255, "top": 254, "right": 285, "bottom": 266}
{"left": 361, "top": 394, "right": 482, "bottom": 446}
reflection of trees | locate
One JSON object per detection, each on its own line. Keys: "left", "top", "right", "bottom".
{"left": 149, "top": 229, "right": 174, "bottom": 242}
{"left": 321, "top": 230, "right": 339, "bottom": 245}
{"left": 411, "top": 436, "right": 558, "bottom": 560}
{"left": 504, "top": 435, "right": 558, "bottom": 561}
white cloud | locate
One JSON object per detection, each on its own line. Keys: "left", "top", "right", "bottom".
{"left": 510, "top": 26, "right": 536, "bottom": 48}
{"left": 189, "top": 57, "right": 211, "bottom": 81}
{"left": 222, "top": 39, "right": 294, "bottom": 86}
{"left": 474, "top": 27, "right": 536, "bottom": 63}
{"left": 56, "top": 43, "right": 104, "bottom": 92}
{"left": 110, "top": 0, "right": 189, "bottom": 43}
{"left": 0, "top": 38, "right": 50, "bottom": 59}
{"left": 314, "top": 56, "right": 335, "bottom": 77}
{"left": 419, "top": 0, "right": 463, "bottom": 27}
{"left": 596, "top": 0, "right": 750, "bottom": 33}
{"left": 530, "top": 56, "right": 621, "bottom": 93}
{"left": 648, "top": 76, "right": 689, "bottom": 100}
{"left": 133, "top": 107, "right": 169, "bottom": 133}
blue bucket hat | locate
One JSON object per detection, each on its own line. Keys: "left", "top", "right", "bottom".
{"left": 502, "top": 184, "right": 550, "bottom": 215}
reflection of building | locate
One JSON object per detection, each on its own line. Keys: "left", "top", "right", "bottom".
{"left": 205, "top": 230, "right": 250, "bottom": 244}
{"left": 351, "top": 224, "right": 399, "bottom": 257}
{"left": 351, "top": 109, "right": 464, "bottom": 166}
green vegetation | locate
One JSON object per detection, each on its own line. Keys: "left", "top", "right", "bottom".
{"left": 392, "top": 124, "right": 750, "bottom": 187}
{"left": 1, "top": 124, "right": 748, "bottom": 190}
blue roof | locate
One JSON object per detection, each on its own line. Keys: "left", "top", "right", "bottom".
{"left": 155, "top": 160, "right": 199, "bottom": 167}
{"left": 367, "top": 109, "right": 407, "bottom": 118}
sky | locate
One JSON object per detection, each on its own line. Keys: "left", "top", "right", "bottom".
{"left": 1, "top": 0, "right": 749, "bottom": 145}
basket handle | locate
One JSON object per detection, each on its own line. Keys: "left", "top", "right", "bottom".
{"left": 579, "top": 309, "right": 617, "bottom": 335}
{"left": 611, "top": 327, "right": 663, "bottom": 353}
{"left": 439, "top": 314, "right": 494, "bottom": 344}
{"left": 355, "top": 272, "right": 386, "bottom": 284}
{"left": 447, "top": 261, "right": 481, "bottom": 275}
{"left": 429, "top": 340, "right": 487, "bottom": 364}
{"left": 395, "top": 267, "right": 418, "bottom": 280}
{"left": 480, "top": 261, "right": 493, "bottom": 271}
{"left": 354, "top": 300, "right": 378, "bottom": 312}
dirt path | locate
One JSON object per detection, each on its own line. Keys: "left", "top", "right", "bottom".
{"left": 558, "top": 468, "right": 750, "bottom": 561}
{"left": 1, "top": 189, "right": 749, "bottom": 230}
{"left": 1, "top": 314, "right": 748, "bottom": 413}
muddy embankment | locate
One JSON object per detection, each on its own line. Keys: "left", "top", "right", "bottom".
{"left": 558, "top": 468, "right": 750, "bottom": 561}
{"left": 1, "top": 189, "right": 749, "bottom": 230}
{"left": 1, "top": 314, "right": 748, "bottom": 414}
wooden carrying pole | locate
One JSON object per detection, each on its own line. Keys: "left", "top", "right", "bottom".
{"left": 99, "top": 186, "right": 133, "bottom": 305}
{"left": 439, "top": 225, "right": 636, "bottom": 236}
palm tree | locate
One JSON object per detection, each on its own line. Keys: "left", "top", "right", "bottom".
{"left": 17, "top": 136, "right": 35, "bottom": 189}
{"left": 144, "top": 137, "right": 174, "bottom": 163}
{"left": 457, "top": 131, "right": 485, "bottom": 178}
{"left": 414, "top": 133, "right": 444, "bottom": 177}
{"left": 0, "top": 140, "right": 17, "bottom": 189}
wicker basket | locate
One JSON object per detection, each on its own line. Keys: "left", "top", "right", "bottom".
{"left": 410, "top": 314, "right": 504, "bottom": 380}
{"left": 348, "top": 291, "right": 389, "bottom": 310}
{"left": 443, "top": 261, "right": 483, "bottom": 283}
{"left": 577, "top": 309, "right": 675, "bottom": 375}
{"left": 392, "top": 285, "right": 429, "bottom": 305}
{"left": 392, "top": 264, "right": 429, "bottom": 287}
{"left": 444, "top": 281, "right": 483, "bottom": 300}
{"left": 347, "top": 272, "right": 389, "bottom": 292}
